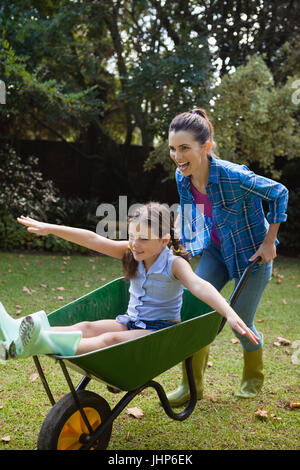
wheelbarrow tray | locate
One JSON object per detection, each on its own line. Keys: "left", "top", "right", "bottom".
{"left": 48, "top": 277, "right": 222, "bottom": 391}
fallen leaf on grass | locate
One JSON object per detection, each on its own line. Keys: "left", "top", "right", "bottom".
{"left": 1, "top": 436, "right": 10, "bottom": 443}
{"left": 282, "top": 299, "right": 287, "bottom": 305}
{"left": 277, "top": 336, "right": 291, "bottom": 345}
{"left": 273, "top": 336, "right": 291, "bottom": 347}
{"left": 231, "top": 338, "right": 240, "bottom": 344}
{"left": 207, "top": 361, "right": 213, "bottom": 368}
{"left": 22, "top": 286, "right": 32, "bottom": 295}
{"left": 270, "top": 414, "right": 282, "bottom": 421}
{"left": 255, "top": 408, "right": 282, "bottom": 421}
{"left": 29, "top": 373, "right": 39, "bottom": 382}
{"left": 257, "top": 319, "right": 264, "bottom": 323}
{"left": 126, "top": 407, "right": 145, "bottom": 419}
{"left": 56, "top": 286, "right": 66, "bottom": 291}
{"left": 254, "top": 408, "right": 269, "bottom": 420}
{"left": 290, "top": 403, "right": 300, "bottom": 409}
{"left": 40, "top": 284, "right": 47, "bottom": 289}
{"left": 57, "top": 296, "right": 64, "bottom": 301}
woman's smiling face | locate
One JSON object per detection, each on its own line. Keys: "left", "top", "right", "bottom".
{"left": 168, "top": 130, "right": 205, "bottom": 176}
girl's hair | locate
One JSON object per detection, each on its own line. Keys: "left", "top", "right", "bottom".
{"left": 122, "top": 202, "right": 189, "bottom": 280}
{"left": 169, "top": 107, "right": 217, "bottom": 154}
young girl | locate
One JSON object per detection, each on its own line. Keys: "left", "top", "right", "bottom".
{"left": 0, "top": 203, "right": 258, "bottom": 360}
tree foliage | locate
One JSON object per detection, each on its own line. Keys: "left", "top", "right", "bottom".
{"left": 0, "top": 0, "right": 299, "bottom": 166}
{"left": 213, "top": 55, "right": 300, "bottom": 176}
{"left": 145, "top": 54, "right": 300, "bottom": 178}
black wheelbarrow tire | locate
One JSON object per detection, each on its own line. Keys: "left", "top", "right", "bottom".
{"left": 37, "top": 390, "right": 112, "bottom": 450}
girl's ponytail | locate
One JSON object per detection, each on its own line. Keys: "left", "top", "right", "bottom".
{"left": 122, "top": 247, "right": 138, "bottom": 281}
{"left": 169, "top": 226, "right": 190, "bottom": 262}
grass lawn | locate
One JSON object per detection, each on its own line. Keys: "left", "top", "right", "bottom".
{"left": 0, "top": 251, "right": 299, "bottom": 450}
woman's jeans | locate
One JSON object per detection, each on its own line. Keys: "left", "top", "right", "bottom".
{"left": 195, "top": 241, "right": 273, "bottom": 351}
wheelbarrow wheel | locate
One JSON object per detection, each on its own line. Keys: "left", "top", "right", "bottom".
{"left": 37, "top": 390, "right": 112, "bottom": 450}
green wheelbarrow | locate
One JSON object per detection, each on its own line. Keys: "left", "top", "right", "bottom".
{"left": 33, "top": 258, "right": 260, "bottom": 450}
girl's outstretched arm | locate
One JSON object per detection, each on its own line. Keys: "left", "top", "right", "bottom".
{"left": 172, "top": 257, "right": 259, "bottom": 346}
{"left": 17, "top": 216, "right": 128, "bottom": 259}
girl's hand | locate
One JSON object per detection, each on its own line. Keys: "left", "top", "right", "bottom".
{"left": 226, "top": 313, "right": 259, "bottom": 346}
{"left": 17, "top": 216, "right": 50, "bottom": 236}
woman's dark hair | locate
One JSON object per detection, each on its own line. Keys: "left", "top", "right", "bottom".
{"left": 122, "top": 202, "right": 189, "bottom": 280}
{"left": 169, "top": 107, "right": 217, "bottom": 154}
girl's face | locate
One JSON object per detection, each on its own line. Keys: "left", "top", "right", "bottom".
{"left": 128, "top": 222, "right": 170, "bottom": 266}
{"left": 168, "top": 130, "right": 209, "bottom": 176}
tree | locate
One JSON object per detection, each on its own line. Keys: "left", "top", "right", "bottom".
{"left": 145, "top": 55, "right": 300, "bottom": 178}
{"left": 203, "top": 0, "right": 300, "bottom": 76}
{"left": 213, "top": 55, "right": 300, "bottom": 175}
{"left": 1, "top": 1, "right": 299, "bottom": 165}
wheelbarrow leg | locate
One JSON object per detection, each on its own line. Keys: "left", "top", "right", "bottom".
{"left": 58, "top": 360, "right": 94, "bottom": 435}
{"left": 33, "top": 356, "right": 56, "bottom": 406}
{"left": 152, "top": 356, "right": 198, "bottom": 420}
{"left": 76, "top": 375, "right": 91, "bottom": 391}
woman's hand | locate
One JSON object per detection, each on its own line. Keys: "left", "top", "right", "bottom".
{"left": 17, "top": 216, "right": 50, "bottom": 236}
{"left": 249, "top": 223, "right": 280, "bottom": 264}
{"left": 249, "top": 240, "right": 276, "bottom": 264}
{"left": 226, "top": 312, "right": 259, "bottom": 346}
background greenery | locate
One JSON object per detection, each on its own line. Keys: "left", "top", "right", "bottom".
{"left": 1, "top": 0, "right": 299, "bottom": 252}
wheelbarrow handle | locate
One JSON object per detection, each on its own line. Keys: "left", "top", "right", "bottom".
{"left": 217, "top": 256, "right": 262, "bottom": 334}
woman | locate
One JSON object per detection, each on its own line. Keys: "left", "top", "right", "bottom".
{"left": 167, "top": 108, "right": 288, "bottom": 404}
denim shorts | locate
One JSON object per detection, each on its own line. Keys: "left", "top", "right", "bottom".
{"left": 127, "top": 319, "right": 177, "bottom": 331}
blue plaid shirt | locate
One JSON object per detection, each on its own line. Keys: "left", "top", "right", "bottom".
{"left": 176, "top": 156, "right": 289, "bottom": 279}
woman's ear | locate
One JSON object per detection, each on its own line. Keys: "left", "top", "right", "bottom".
{"left": 204, "top": 141, "right": 212, "bottom": 153}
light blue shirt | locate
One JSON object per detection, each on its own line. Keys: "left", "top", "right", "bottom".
{"left": 116, "top": 247, "right": 183, "bottom": 328}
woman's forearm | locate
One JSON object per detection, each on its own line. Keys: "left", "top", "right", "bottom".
{"left": 264, "top": 223, "right": 280, "bottom": 245}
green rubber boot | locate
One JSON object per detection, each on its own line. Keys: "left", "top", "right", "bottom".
{"left": 166, "top": 345, "right": 210, "bottom": 407}
{"left": 0, "top": 302, "right": 22, "bottom": 347}
{"left": 8, "top": 313, "right": 82, "bottom": 359}
{"left": 235, "top": 348, "right": 264, "bottom": 398}
{"left": 0, "top": 303, "right": 49, "bottom": 359}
